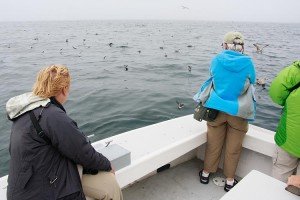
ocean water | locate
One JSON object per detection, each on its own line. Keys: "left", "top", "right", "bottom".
{"left": 0, "top": 20, "right": 300, "bottom": 176}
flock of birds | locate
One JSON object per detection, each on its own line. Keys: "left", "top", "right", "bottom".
{"left": 4, "top": 30, "right": 269, "bottom": 111}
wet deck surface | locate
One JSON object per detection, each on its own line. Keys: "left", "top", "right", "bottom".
{"left": 123, "top": 158, "right": 228, "bottom": 200}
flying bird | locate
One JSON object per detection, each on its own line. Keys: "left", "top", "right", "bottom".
{"left": 256, "top": 77, "right": 267, "bottom": 89}
{"left": 181, "top": 6, "right": 189, "bottom": 10}
{"left": 253, "top": 44, "right": 269, "bottom": 53}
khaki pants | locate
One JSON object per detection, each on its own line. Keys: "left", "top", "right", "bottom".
{"left": 203, "top": 112, "right": 248, "bottom": 178}
{"left": 77, "top": 165, "right": 123, "bottom": 200}
{"left": 272, "top": 145, "right": 300, "bottom": 183}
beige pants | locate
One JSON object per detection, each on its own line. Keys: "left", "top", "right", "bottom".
{"left": 203, "top": 112, "right": 248, "bottom": 178}
{"left": 272, "top": 145, "right": 300, "bottom": 183}
{"left": 77, "top": 165, "right": 123, "bottom": 200}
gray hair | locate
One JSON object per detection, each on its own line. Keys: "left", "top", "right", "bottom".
{"left": 226, "top": 43, "right": 244, "bottom": 53}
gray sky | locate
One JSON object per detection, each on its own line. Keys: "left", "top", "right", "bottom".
{"left": 1, "top": 0, "right": 300, "bottom": 23}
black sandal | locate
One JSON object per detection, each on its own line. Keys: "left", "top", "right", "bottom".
{"left": 224, "top": 179, "right": 238, "bottom": 192}
{"left": 199, "top": 170, "right": 210, "bottom": 184}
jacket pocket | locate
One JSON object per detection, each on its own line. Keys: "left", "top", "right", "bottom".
{"left": 16, "top": 165, "right": 33, "bottom": 189}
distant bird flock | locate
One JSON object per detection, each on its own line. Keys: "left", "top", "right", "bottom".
{"left": 3, "top": 25, "right": 272, "bottom": 111}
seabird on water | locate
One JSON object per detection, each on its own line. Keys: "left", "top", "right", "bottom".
{"left": 124, "top": 65, "right": 128, "bottom": 71}
{"left": 176, "top": 100, "right": 184, "bottom": 109}
{"left": 119, "top": 45, "right": 129, "bottom": 48}
{"left": 188, "top": 66, "right": 192, "bottom": 72}
{"left": 72, "top": 46, "right": 77, "bottom": 49}
{"left": 181, "top": 6, "right": 189, "bottom": 10}
{"left": 108, "top": 43, "right": 113, "bottom": 47}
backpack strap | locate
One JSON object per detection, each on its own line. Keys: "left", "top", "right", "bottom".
{"left": 29, "top": 111, "right": 51, "bottom": 144}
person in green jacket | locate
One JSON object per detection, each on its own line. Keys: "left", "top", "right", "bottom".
{"left": 269, "top": 61, "right": 300, "bottom": 183}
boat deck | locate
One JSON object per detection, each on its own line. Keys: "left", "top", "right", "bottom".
{"left": 123, "top": 158, "right": 228, "bottom": 200}
{"left": 0, "top": 115, "right": 275, "bottom": 199}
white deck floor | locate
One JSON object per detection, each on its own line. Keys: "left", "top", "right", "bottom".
{"left": 123, "top": 158, "right": 228, "bottom": 200}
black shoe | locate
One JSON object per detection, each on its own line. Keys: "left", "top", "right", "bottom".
{"left": 199, "top": 170, "right": 210, "bottom": 184}
{"left": 224, "top": 179, "right": 238, "bottom": 192}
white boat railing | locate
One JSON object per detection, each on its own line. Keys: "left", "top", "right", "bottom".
{"left": 0, "top": 114, "right": 276, "bottom": 199}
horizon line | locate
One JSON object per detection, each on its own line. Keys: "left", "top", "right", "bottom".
{"left": 0, "top": 19, "right": 299, "bottom": 24}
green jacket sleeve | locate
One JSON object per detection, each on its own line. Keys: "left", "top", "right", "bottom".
{"left": 269, "top": 61, "right": 300, "bottom": 106}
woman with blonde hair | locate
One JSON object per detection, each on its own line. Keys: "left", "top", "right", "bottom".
{"left": 6, "top": 65, "right": 123, "bottom": 200}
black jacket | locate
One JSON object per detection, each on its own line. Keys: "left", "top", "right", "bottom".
{"left": 7, "top": 98, "right": 111, "bottom": 200}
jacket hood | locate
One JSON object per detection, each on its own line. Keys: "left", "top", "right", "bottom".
{"left": 293, "top": 60, "right": 300, "bottom": 68}
{"left": 216, "top": 50, "right": 253, "bottom": 73}
{"left": 6, "top": 92, "right": 50, "bottom": 120}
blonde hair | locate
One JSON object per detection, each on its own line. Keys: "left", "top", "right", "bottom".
{"left": 33, "top": 64, "right": 71, "bottom": 98}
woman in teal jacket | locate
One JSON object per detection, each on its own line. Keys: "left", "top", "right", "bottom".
{"left": 269, "top": 61, "right": 300, "bottom": 183}
{"left": 195, "top": 31, "right": 256, "bottom": 192}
